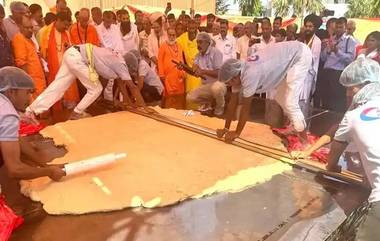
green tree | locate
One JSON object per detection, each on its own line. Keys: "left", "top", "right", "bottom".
{"left": 346, "top": 0, "right": 380, "bottom": 17}
{"left": 216, "top": 0, "right": 230, "bottom": 15}
{"left": 273, "top": 0, "right": 323, "bottom": 17}
{"left": 234, "top": 0, "right": 263, "bottom": 16}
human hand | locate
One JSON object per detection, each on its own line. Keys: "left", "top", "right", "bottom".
{"left": 20, "top": 110, "right": 39, "bottom": 125}
{"left": 291, "top": 150, "right": 311, "bottom": 160}
{"left": 225, "top": 131, "right": 240, "bottom": 143}
{"left": 48, "top": 166, "right": 66, "bottom": 181}
{"left": 216, "top": 128, "right": 228, "bottom": 138}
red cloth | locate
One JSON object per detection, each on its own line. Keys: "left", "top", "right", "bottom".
{"left": 272, "top": 127, "right": 330, "bottom": 164}
{"left": 19, "top": 121, "right": 45, "bottom": 137}
{"left": 0, "top": 196, "right": 23, "bottom": 241}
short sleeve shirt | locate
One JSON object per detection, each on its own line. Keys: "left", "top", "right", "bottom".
{"left": 0, "top": 94, "right": 19, "bottom": 142}
{"left": 79, "top": 45, "right": 131, "bottom": 80}
{"left": 139, "top": 60, "right": 164, "bottom": 94}
{"left": 233, "top": 41, "right": 303, "bottom": 97}
{"left": 194, "top": 46, "right": 223, "bottom": 84}
{"left": 334, "top": 98, "right": 380, "bottom": 202}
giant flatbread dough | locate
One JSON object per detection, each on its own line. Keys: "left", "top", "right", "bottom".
{"left": 20, "top": 109, "right": 291, "bottom": 215}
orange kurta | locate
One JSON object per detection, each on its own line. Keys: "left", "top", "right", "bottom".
{"left": 38, "top": 23, "right": 79, "bottom": 110}
{"left": 70, "top": 23, "right": 100, "bottom": 46}
{"left": 12, "top": 33, "right": 46, "bottom": 99}
{"left": 158, "top": 42, "right": 185, "bottom": 96}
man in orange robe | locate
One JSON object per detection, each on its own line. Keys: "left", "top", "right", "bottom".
{"left": 70, "top": 8, "right": 100, "bottom": 46}
{"left": 37, "top": 11, "right": 79, "bottom": 110}
{"left": 12, "top": 16, "right": 46, "bottom": 99}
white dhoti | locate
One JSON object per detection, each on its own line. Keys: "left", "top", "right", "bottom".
{"left": 29, "top": 47, "right": 103, "bottom": 114}
{"left": 274, "top": 44, "right": 312, "bottom": 132}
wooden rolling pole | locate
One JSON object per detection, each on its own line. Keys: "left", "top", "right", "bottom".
{"left": 128, "top": 108, "right": 364, "bottom": 186}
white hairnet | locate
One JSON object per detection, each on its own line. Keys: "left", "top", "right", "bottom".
{"left": 128, "top": 49, "right": 141, "bottom": 61}
{"left": 351, "top": 82, "right": 380, "bottom": 108}
{"left": 218, "top": 59, "right": 244, "bottom": 82}
{"left": 340, "top": 57, "right": 380, "bottom": 87}
{"left": 123, "top": 52, "right": 139, "bottom": 73}
{"left": 196, "top": 32, "right": 211, "bottom": 43}
{"left": 0, "top": 67, "right": 35, "bottom": 92}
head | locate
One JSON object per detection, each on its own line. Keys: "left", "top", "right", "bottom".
{"left": 261, "top": 21, "right": 272, "bottom": 40}
{"left": 44, "top": 12, "right": 57, "bottom": 26}
{"left": 29, "top": 4, "right": 43, "bottom": 24}
{"left": 167, "top": 13, "right": 176, "bottom": 27}
{"left": 206, "top": 13, "right": 215, "bottom": 28}
{"left": 116, "top": 9, "right": 129, "bottom": 23}
{"left": 142, "top": 16, "right": 151, "bottom": 33}
{"left": 74, "top": 11, "right": 79, "bottom": 22}
{"left": 286, "top": 23, "right": 298, "bottom": 40}
{"left": 335, "top": 17, "right": 347, "bottom": 37}
{"left": 55, "top": 11, "right": 71, "bottom": 32}
{"left": 10, "top": 1, "right": 28, "bottom": 24}
{"left": 123, "top": 52, "right": 139, "bottom": 79}
{"left": 219, "top": 59, "right": 243, "bottom": 88}
{"left": 233, "top": 23, "right": 242, "bottom": 38}
{"left": 187, "top": 19, "right": 198, "bottom": 38}
{"left": 56, "top": 0, "right": 67, "bottom": 13}
{"left": 326, "top": 17, "right": 337, "bottom": 35}
{"left": 128, "top": 49, "right": 141, "bottom": 62}
{"left": 273, "top": 16, "right": 282, "bottom": 31}
{"left": 20, "top": 16, "right": 34, "bottom": 39}
{"left": 364, "top": 31, "right": 380, "bottom": 52}
{"left": 220, "top": 21, "right": 228, "bottom": 38}
{"left": 346, "top": 20, "right": 356, "bottom": 36}
{"left": 212, "top": 21, "right": 220, "bottom": 36}
{"left": 102, "top": 11, "right": 114, "bottom": 29}
{"left": 78, "top": 8, "right": 90, "bottom": 28}
{"left": 273, "top": 29, "right": 286, "bottom": 42}
{"left": 91, "top": 7, "right": 102, "bottom": 25}
{"left": 194, "top": 14, "right": 201, "bottom": 27}
{"left": 120, "top": 12, "right": 131, "bottom": 35}
{"left": 134, "top": 10, "right": 143, "bottom": 23}
{"left": 340, "top": 58, "right": 380, "bottom": 98}
{"left": 152, "top": 17, "right": 163, "bottom": 35}
{"left": 0, "top": 67, "right": 35, "bottom": 112}
{"left": 244, "top": 21, "right": 253, "bottom": 36}
{"left": 316, "top": 29, "right": 329, "bottom": 41}
{"left": 196, "top": 32, "right": 211, "bottom": 54}
{"left": 304, "top": 14, "right": 322, "bottom": 38}
{"left": 175, "top": 21, "right": 184, "bottom": 37}
{"left": 167, "top": 27, "right": 177, "bottom": 45}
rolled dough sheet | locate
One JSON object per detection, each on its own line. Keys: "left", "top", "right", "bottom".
{"left": 20, "top": 111, "right": 291, "bottom": 215}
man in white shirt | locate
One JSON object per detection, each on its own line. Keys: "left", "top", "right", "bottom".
{"left": 96, "top": 11, "right": 123, "bottom": 52}
{"left": 236, "top": 21, "right": 253, "bottom": 61}
{"left": 326, "top": 58, "right": 380, "bottom": 241}
{"left": 249, "top": 21, "right": 275, "bottom": 54}
{"left": 118, "top": 10, "right": 139, "bottom": 53}
{"left": 214, "top": 20, "right": 236, "bottom": 62}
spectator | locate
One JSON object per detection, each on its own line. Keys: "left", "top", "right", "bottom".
{"left": 91, "top": 7, "right": 102, "bottom": 26}
{"left": 357, "top": 31, "right": 380, "bottom": 64}
{"left": 273, "top": 16, "right": 282, "bottom": 32}
{"left": 175, "top": 21, "right": 185, "bottom": 37}
{"left": 249, "top": 21, "right": 275, "bottom": 54}
{"left": 326, "top": 17, "right": 337, "bottom": 38}
{"left": 286, "top": 23, "right": 298, "bottom": 41}
{"left": 37, "top": 11, "right": 79, "bottom": 109}
{"left": 56, "top": 0, "right": 67, "bottom": 14}
{"left": 96, "top": 11, "right": 123, "bottom": 52}
{"left": 236, "top": 21, "right": 252, "bottom": 60}
{"left": 194, "top": 13, "right": 201, "bottom": 29}
{"left": 139, "top": 16, "right": 151, "bottom": 51}
{"left": 3, "top": 1, "right": 28, "bottom": 40}
{"left": 29, "top": 4, "right": 43, "bottom": 34}
{"left": 273, "top": 29, "right": 286, "bottom": 42}
{"left": 74, "top": 11, "right": 79, "bottom": 22}
{"left": 181, "top": 14, "right": 191, "bottom": 32}
{"left": 70, "top": 8, "right": 100, "bottom": 46}
{"left": 134, "top": 10, "right": 143, "bottom": 33}
{"left": 187, "top": 33, "right": 225, "bottom": 116}
{"left": 147, "top": 15, "right": 168, "bottom": 69}
{"left": 233, "top": 23, "right": 243, "bottom": 40}
{"left": 12, "top": 16, "right": 45, "bottom": 99}
{"left": 177, "top": 19, "right": 200, "bottom": 92}
{"left": 320, "top": 17, "right": 358, "bottom": 112}
{"left": 167, "top": 13, "right": 176, "bottom": 27}
{"left": 119, "top": 10, "right": 139, "bottom": 53}
{"left": 211, "top": 21, "right": 220, "bottom": 40}
{"left": 158, "top": 27, "right": 185, "bottom": 97}
{"left": 299, "top": 14, "right": 322, "bottom": 118}
{"left": 346, "top": 19, "right": 360, "bottom": 44}
{"left": 200, "top": 13, "right": 215, "bottom": 33}
{"left": 214, "top": 21, "right": 236, "bottom": 61}
{"left": 0, "top": 4, "right": 14, "bottom": 68}
{"left": 44, "top": 12, "right": 56, "bottom": 26}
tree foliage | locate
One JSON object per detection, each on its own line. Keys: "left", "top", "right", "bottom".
{"left": 346, "top": 0, "right": 380, "bottom": 17}
{"left": 216, "top": 0, "right": 230, "bottom": 15}
{"left": 272, "top": 0, "right": 323, "bottom": 17}
{"left": 234, "top": 0, "right": 263, "bottom": 16}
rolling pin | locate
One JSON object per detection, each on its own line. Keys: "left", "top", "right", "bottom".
{"left": 63, "top": 153, "right": 127, "bottom": 176}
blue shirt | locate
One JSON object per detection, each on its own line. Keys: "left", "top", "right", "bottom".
{"left": 194, "top": 46, "right": 223, "bottom": 84}
{"left": 321, "top": 34, "right": 357, "bottom": 71}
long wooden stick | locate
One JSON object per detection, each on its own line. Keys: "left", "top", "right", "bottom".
{"left": 129, "top": 108, "right": 364, "bottom": 186}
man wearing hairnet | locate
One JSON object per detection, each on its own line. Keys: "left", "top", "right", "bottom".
{"left": 25, "top": 44, "right": 146, "bottom": 120}
{"left": 326, "top": 58, "right": 380, "bottom": 241}
{"left": 186, "top": 32, "right": 226, "bottom": 116}
{"left": 0, "top": 67, "right": 66, "bottom": 182}
{"left": 216, "top": 41, "right": 312, "bottom": 143}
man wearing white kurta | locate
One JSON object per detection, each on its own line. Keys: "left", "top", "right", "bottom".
{"left": 214, "top": 21, "right": 236, "bottom": 62}
{"left": 299, "top": 14, "right": 322, "bottom": 119}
